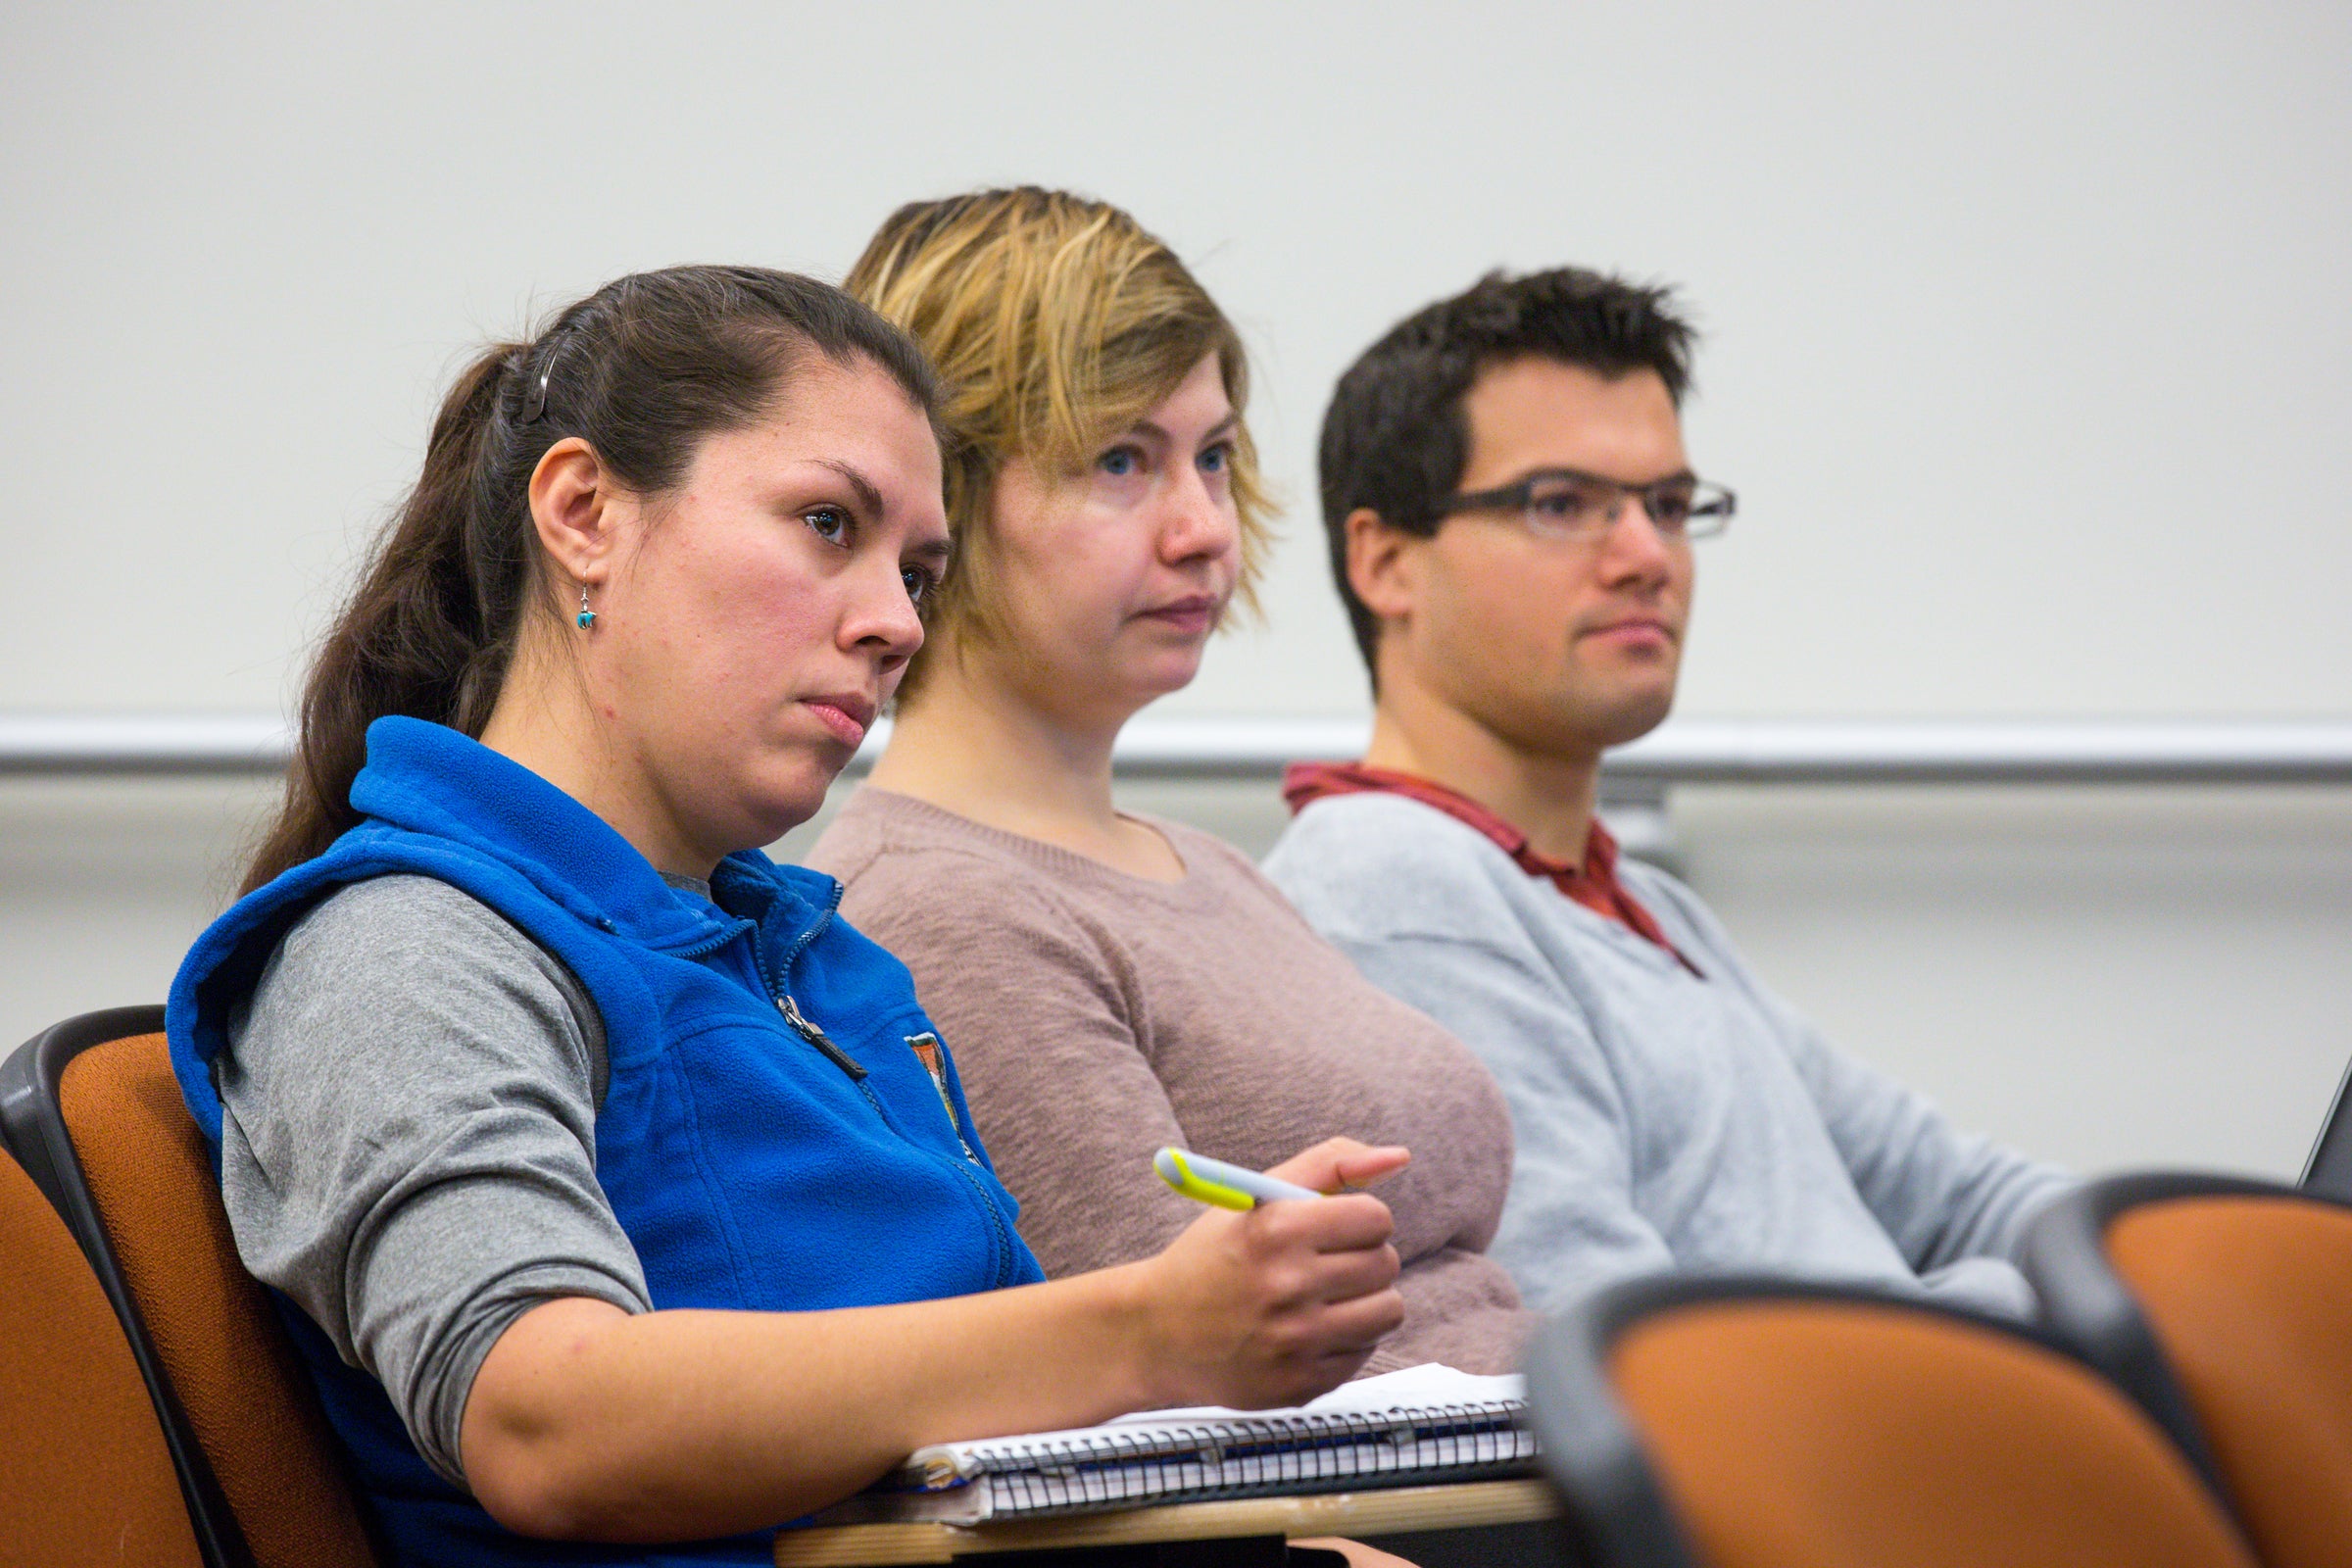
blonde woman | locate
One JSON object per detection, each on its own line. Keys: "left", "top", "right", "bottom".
{"left": 809, "top": 189, "right": 1529, "bottom": 1378}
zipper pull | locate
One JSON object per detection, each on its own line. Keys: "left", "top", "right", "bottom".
{"left": 778, "top": 995, "right": 867, "bottom": 1081}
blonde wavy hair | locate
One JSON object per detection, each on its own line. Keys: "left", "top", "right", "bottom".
{"left": 844, "top": 187, "right": 1274, "bottom": 698}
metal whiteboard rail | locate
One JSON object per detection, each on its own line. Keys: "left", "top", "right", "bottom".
{"left": 6, "top": 712, "right": 2352, "bottom": 786}
{"left": 0, "top": 713, "right": 295, "bottom": 777}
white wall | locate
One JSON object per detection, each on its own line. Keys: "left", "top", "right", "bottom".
{"left": 7, "top": 0, "right": 2349, "bottom": 720}
{"left": 6, "top": 2, "right": 2351, "bottom": 1178}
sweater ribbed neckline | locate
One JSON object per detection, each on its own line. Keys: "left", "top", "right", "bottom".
{"left": 834, "top": 787, "right": 1231, "bottom": 914}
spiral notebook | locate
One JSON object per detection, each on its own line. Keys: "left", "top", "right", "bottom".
{"left": 825, "top": 1364, "right": 1535, "bottom": 1525}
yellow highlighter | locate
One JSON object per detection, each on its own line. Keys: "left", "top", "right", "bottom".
{"left": 1153, "top": 1147, "right": 1321, "bottom": 1211}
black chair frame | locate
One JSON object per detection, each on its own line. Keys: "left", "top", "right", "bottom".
{"left": 2, "top": 1004, "right": 254, "bottom": 1568}
{"left": 2300, "top": 1060, "right": 2352, "bottom": 1199}
{"left": 2022, "top": 1170, "right": 2352, "bottom": 1514}
{"left": 1522, "top": 1270, "right": 2238, "bottom": 1568}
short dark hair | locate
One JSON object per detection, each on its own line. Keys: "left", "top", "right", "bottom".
{"left": 1316, "top": 268, "right": 1697, "bottom": 675}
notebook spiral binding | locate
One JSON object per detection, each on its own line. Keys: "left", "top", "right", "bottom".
{"left": 921, "top": 1399, "right": 1535, "bottom": 1517}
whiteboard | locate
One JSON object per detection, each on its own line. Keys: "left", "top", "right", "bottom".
{"left": 6, "top": 0, "right": 2347, "bottom": 721}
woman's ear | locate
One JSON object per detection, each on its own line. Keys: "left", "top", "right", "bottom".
{"left": 526, "top": 437, "right": 622, "bottom": 585}
{"left": 1345, "top": 506, "right": 1420, "bottom": 628}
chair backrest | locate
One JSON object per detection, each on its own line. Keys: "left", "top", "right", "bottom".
{"left": 1525, "top": 1275, "right": 2257, "bottom": 1568}
{"left": 0, "top": 1139, "right": 204, "bottom": 1566}
{"left": 2028, "top": 1172, "right": 2352, "bottom": 1568}
{"left": 2, "top": 1007, "right": 384, "bottom": 1568}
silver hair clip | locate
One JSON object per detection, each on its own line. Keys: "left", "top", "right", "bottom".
{"left": 519, "top": 364, "right": 553, "bottom": 424}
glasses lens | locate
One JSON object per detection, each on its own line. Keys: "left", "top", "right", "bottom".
{"left": 1523, "top": 474, "right": 1610, "bottom": 535}
{"left": 1684, "top": 483, "right": 1735, "bottom": 539}
{"left": 1643, "top": 480, "right": 1699, "bottom": 533}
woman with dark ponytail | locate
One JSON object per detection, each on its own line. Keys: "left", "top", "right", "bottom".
{"left": 169, "top": 266, "right": 1413, "bottom": 1567}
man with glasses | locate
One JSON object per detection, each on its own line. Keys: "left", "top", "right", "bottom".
{"left": 1264, "top": 269, "right": 2067, "bottom": 1316}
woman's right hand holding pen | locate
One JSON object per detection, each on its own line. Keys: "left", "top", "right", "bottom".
{"left": 1128, "top": 1138, "right": 1413, "bottom": 1411}
{"left": 461, "top": 1138, "right": 1414, "bottom": 1542}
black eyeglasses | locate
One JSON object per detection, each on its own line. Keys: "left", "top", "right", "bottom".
{"left": 1438, "top": 467, "right": 1736, "bottom": 542}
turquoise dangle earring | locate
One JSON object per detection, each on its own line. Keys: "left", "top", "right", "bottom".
{"left": 576, "top": 583, "right": 596, "bottom": 631}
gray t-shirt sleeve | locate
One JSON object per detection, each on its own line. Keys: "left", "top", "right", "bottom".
{"left": 216, "top": 874, "right": 653, "bottom": 1491}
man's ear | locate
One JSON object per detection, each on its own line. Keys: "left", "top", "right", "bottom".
{"left": 526, "top": 437, "right": 623, "bottom": 586}
{"left": 1346, "top": 506, "right": 1422, "bottom": 628}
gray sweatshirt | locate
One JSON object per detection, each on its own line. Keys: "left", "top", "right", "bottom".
{"left": 1263, "top": 792, "right": 2071, "bottom": 1318}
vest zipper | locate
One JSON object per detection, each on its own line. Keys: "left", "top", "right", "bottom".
{"left": 956, "top": 1157, "right": 1019, "bottom": 1288}
{"left": 750, "top": 880, "right": 868, "bottom": 1081}
{"left": 776, "top": 994, "right": 868, "bottom": 1081}
{"left": 835, "top": 1062, "right": 1017, "bottom": 1288}
{"left": 764, "top": 877, "right": 1012, "bottom": 1284}
{"left": 764, "top": 878, "right": 843, "bottom": 995}
{"left": 672, "top": 920, "right": 752, "bottom": 962}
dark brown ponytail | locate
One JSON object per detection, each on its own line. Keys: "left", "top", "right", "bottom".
{"left": 240, "top": 267, "right": 940, "bottom": 895}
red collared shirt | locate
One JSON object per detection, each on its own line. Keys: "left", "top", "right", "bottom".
{"left": 1283, "top": 760, "right": 1701, "bottom": 975}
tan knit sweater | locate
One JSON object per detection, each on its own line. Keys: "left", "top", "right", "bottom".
{"left": 807, "top": 787, "right": 1529, "bottom": 1376}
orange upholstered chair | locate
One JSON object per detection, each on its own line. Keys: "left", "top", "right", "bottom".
{"left": 1, "top": 1006, "right": 384, "bottom": 1568}
{"left": 0, "top": 1137, "right": 203, "bottom": 1566}
{"left": 1524, "top": 1275, "right": 2257, "bottom": 1568}
{"left": 2028, "top": 1173, "right": 2352, "bottom": 1568}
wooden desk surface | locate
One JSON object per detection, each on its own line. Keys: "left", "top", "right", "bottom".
{"left": 772, "top": 1478, "right": 1556, "bottom": 1566}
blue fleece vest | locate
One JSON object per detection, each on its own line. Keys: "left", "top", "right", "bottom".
{"left": 169, "top": 717, "right": 1044, "bottom": 1567}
